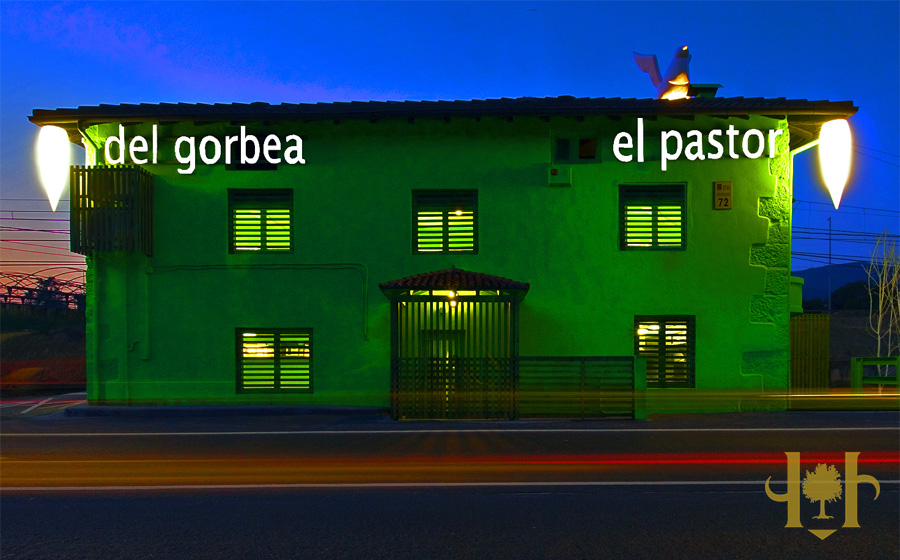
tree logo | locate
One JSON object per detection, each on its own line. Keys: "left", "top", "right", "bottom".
{"left": 802, "top": 463, "right": 843, "bottom": 520}
{"left": 765, "top": 452, "right": 880, "bottom": 540}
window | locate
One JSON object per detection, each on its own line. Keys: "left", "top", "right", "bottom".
{"left": 634, "top": 316, "right": 695, "bottom": 387}
{"left": 553, "top": 137, "right": 598, "bottom": 161}
{"left": 229, "top": 189, "right": 292, "bottom": 252}
{"left": 237, "top": 329, "right": 312, "bottom": 392}
{"left": 578, "top": 138, "right": 597, "bottom": 159}
{"left": 619, "top": 185, "right": 686, "bottom": 250}
{"left": 412, "top": 190, "right": 477, "bottom": 253}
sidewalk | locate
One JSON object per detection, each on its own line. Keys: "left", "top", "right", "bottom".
{"left": 3, "top": 389, "right": 898, "bottom": 431}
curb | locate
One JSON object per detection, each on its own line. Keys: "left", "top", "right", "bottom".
{"left": 65, "top": 404, "right": 390, "bottom": 419}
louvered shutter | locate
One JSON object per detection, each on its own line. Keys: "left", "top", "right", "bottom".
{"left": 229, "top": 190, "right": 293, "bottom": 252}
{"left": 619, "top": 185, "right": 685, "bottom": 249}
{"left": 413, "top": 190, "right": 477, "bottom": 253}
{"left": 238, "top": 329, "right": 312, "bottom": 392}
{"left": 635, "top": 316, "right": 695, "bottom": 387}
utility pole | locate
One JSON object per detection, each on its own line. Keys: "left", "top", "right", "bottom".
{"left": 827, "top": 217, "right": 832, "bottom": 314}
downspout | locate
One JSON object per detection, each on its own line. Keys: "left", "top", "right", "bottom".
{"left": 76, "top": 122, "right": 100, "bottom": 165}
{"left": 788, "top": 136, "right": 821, "bottom": 273}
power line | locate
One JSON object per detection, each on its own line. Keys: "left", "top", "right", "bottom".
{"left": 0, "top": 226, "right": 69, "bottom": 234}
{"left": 1, "top": 240, "right": 78, "bottom": 253}
{"left": 792, "top": 199, "right": 900, "bottom": 214}
{"left": 0, "top": 239, "right": 69, "bottom": 242}
{"left": 0, "top": 217, "right": 70, "bottom": 222}
{"left": 0, "top": 198, "right": 69, "bottom": 203}
{"left": 0, "top": 246, "right": 82, "bottom": 258}
{"left": 853, "top": 148, "right": 900, "bottom": 167}
{"left": 793, "top": 226, "right": 899, "bottom": 236}
{"left": 0, "top": 261, "right": 85, "bottom": 264}
{"left": 0, "top": 210, "right": 70, "bottom": 214}
{"left": 853, "top": 144, "right": 900, "bottom": 158}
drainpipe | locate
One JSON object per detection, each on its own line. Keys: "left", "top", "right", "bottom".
{"left": 788, "top": 136, "right": 822, "bottom": 274}
{"left": 76, "top": 122, "right": 99, "bottom": 165}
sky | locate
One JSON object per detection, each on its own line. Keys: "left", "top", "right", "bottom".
{"left": 1, "top": 0, "right": 898, "bottom": 281}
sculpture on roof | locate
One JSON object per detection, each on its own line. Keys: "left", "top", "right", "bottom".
{"left": 634, "top": 46, "right": 691, "bottom": 100}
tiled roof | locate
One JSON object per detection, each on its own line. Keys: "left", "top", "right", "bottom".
{"left": 379, "top": 268, "right": 529, "bottom": 292}
{"left": 30, "top": 96, "right": 857, "bottom": 126}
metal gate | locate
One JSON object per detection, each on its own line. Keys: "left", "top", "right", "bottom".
{"left": 392, "top": 299, "right": 517, "bottom": 419}
{"left": 790, "top": 313, "right": 830, "bottom": 391}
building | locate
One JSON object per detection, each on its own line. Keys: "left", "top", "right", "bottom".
{"left": 29, "top": 95, "right": 857, "bottom": 417}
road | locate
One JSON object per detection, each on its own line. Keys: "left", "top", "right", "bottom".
{"left": 0, "top": 394, "right": 898, "bottom": 559}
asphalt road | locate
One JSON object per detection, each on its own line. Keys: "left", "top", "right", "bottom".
{"left": 1, "top": 394, "right": 898, "bottom": 559}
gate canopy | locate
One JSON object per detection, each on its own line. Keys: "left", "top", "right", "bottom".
{"left": 379, "top": 267, "right": 529, "bottom": 300}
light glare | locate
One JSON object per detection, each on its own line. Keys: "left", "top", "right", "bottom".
{"left": 818, "top": 119, "right": 852, "bottom": 209}
{"left": 36, "top": 126, "right": 71, "bottom": 212}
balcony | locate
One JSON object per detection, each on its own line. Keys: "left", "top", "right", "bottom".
{"left": 69, "top": 165, "right": 153, "bottom": 256}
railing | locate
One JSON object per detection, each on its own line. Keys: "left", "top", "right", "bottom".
{"left": 517, "top": 356, "right": 646, "bottom": 420}
{"left": 392, "top": 355, "right": 646, "bottom": 420}
{"left": 70, "top": 165, "right": 153, "bottom": 256}
{"left": 850, "top": 356, "right": 899, "bottom": 392}
{"left": 393, "top": 357, "right": 514, "bottom": 420}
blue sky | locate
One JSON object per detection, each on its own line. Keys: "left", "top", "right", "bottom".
{"left": 1, "top": 1, "right": 898, "bottom": 276}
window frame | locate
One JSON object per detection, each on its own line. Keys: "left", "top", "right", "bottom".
{"left": 235, "top": 328, "right": 313, "bottom": 393}
{"left": 553, "top": 136, "right": 600, "bottom": 162}
{"left": 412, "top": 189, "right": 478, "bottom": 255}
{"left": 619, "top": 184, "right": 687, "bottom": 251}
{"left": 228, "top": 189, "right": 294, "bottom": 253}
{"left": 634, "top": 315, "right": 696, "bottom": 388}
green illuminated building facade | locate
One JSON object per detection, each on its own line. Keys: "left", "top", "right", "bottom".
{"left": 30, "top": 96, "right": 856, "bottom": 416}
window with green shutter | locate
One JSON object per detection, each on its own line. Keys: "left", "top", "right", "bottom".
{"left": 413, "top": 190, "right": 477, "bottom": 254}
{"left": 619, "top": 185, "right": 686, "bottom": 250}
{"left": 237, "top": 329, "right": 312, "bottom": 392}
{"left": 634, "top": 316, "right": 695, "bottom": 387}
{"left": 229, "top": 189, "right": 293, "bottom": 252}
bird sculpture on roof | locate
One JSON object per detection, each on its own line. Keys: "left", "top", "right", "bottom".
{"left": 634, "top": 45, "right": 692, "bottom": 100}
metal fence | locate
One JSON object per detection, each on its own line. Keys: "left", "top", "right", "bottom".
{"left": 392, "top": 355, "right": 646, "bottom": 420}
{"left": 850, "top": 356, "right": 899, "bottom": 391}
{"left": 517, "top": 356, "right": 646, "bottom": 420}
{"left": 790, "top": 314, "right": 830, "bottom": 391}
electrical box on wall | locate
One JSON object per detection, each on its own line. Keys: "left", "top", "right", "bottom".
{"left": 548, "top": 165, "right": 572, "bottom": 187}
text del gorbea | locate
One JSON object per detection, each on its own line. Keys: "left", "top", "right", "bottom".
{"left": 103, "top": 125, "right": 306, "bottom": 174}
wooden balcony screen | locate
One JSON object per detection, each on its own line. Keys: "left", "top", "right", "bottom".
{"left": 70, "top": 165, "right": 153, "bottom": 256}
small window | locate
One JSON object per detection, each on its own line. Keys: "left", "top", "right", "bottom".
{"left": 413, "top": 190, "right": 477, "bottom": 254}
{"left": 229, "top": 189, "right": 293, "bottom": 252}
{"left": 555, "top": 138, "right": 570, "bottom": 161}
{"left": 237, "top": 329, "right": 312, "bottom": 392}
{"left": 578, "top": 139, "right": 597, "bottom": 159}
{"left": 634, "top": 316, "right": 695, "bottom": 388}
{"left": 619, "top": 184, "right": 686, "bottom": 250}
{"left": 553, "top": 136, "right": 598, "bottom": 162}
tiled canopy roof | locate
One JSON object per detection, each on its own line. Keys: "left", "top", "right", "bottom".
{"left": 379, "top": 268, "right": 529, "bottom": 292}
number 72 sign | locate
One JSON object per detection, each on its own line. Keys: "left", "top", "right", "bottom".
{"left": 714, "top": 181, "right": 732, "bottom": 210}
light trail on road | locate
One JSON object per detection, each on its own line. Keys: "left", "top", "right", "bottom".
{"left": 2, "top": 450, "right": 897, "bottom": 490}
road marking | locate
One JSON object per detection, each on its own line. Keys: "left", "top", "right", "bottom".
{"left": 2, "top": 480, "right": 899, "bottom": 492}
{"left": 19, "top": 397, "right": 53, "bottom": 415}
{"left": 1, "top": 426, "right": 898, "bottom": 437}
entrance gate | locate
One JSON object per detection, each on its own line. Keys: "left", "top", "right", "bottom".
{"left": 392, "top": 299, "right": 518, "bottom": 419}
{"left": 380, "top": 268, "right": 529, "bottom": 420}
